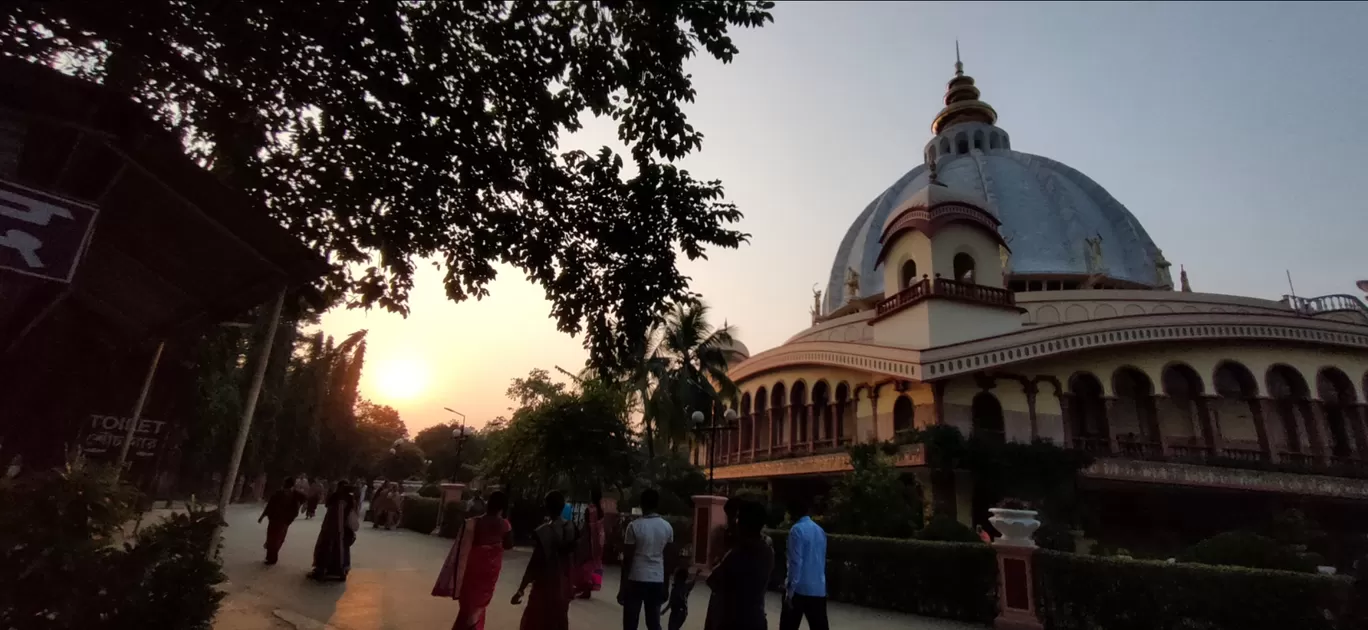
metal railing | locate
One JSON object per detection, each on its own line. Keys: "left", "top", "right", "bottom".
{"left": 1282, "top": 294, "right": 1368, "bottom": 319}
{"left": 874, "top": 277, "right": 1017, "bottom": 318}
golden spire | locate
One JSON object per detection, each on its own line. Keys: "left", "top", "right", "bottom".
{"left": 931, "top": 44, "right": 998, "bottom": 134}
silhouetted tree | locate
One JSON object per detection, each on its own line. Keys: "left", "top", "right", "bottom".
{"left": 2, "top": 1, "right": 774, "bottom": 374}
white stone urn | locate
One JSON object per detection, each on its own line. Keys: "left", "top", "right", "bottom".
{"left": 988, "top": 508, "right": 1041, "bottom": 548}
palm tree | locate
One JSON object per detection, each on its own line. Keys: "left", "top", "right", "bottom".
{"left": 648, "top": 299, "right": 739, "bottom": 453}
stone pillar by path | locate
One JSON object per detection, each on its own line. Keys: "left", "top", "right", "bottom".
{"left": 690, "top": 495, "right": 728, "bottom": 575}
{"left": 990, "top": 509, "right": 1044, "bottom": 630}
{"left": 434, "top": 483, "right": 465, "bottom": 534}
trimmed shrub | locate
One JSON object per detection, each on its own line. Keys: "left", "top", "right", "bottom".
{"left": 1182, "top": 530, "right": 1317, "bottom": 573}
{"left": 1033, "top": 523, "right": 1077, "bottom": 552}
{"left": 766, "top": 529, "right": 998, "bottom": 624}
{"left": 915, "top": 515, "right": 982, "bottom": 543}
{"left": 1035, "top": 549, "right": 1350, "bottom": 630}
{"left": 400, "top": 495, "right": 441, "bottom": 534}
{"left": 438, "top": 501, "right": 466, "bottom": 538}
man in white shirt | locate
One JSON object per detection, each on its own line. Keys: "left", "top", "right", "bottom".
{"left": 619, "top": 488, "right": 676, "bottom": 630}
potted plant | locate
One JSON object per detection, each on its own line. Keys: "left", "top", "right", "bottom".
{"left": 988, "top": 498, "right": 1041, "bottom": 547}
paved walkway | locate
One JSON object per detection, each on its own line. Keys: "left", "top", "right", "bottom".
{"left": 209, "top": 504, "right": 980, "bottom": 630}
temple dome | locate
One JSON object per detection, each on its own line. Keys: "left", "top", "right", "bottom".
{"left": 823, "top": 56, "right": 1165, "bottom": 314}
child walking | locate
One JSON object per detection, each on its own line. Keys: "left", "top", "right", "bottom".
{"left": 662, "top": 566, "right": 698, "bottom": 630}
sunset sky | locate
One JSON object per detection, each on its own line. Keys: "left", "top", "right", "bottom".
{"left": 320, "top": 2, "right": 1368, "bottom": 433}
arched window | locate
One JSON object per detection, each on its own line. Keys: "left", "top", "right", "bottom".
{"left": 989, "top": 133, "right": 1002, "bottom": 150}
{"left": 1317, "top": 368, "right": 1358, "bottom": 458}
{"left": 900, "top": 259, "right": 918, "bottom": 288}
{"left": 812, "top": 381, "right": 832, "bottom": 444}
{"left": 940, "top": 138, "right": 951, "bottom": 156}
{"left": 1210, "top": 361, "right": 1263, "bottom": 456}
{"left": 971, "top": 392, "right": 1004, "bottom": 443}
{"left": 755, "top": 387, "right": 768, "bottom": 451}
{"left": 953, "top": 253, "right": 976, "bottom": 283}
{"left": 955, "top": 133, "right": 969, "bottom": 154}
{"left": 790, "top": 381, "right": 809, "bottom": 444}
{"left": 973, "top": 130, "right": 985, "bottom": 151}
{"left": 1112, "top": 367, "right": 1159, "bottom": 455}
{"left": 1160, "top": 363, "right": 1208, "bottom": 454}
{"left": 770, "top": 383, "right": 787, "bottom": 448}
{"left": 1069, "top": 372, "right": 1108, "bottom": 453}
{"left": 893, "top": 395, "right": 914, "bottom": 433}
{"left": 1267, "top": 365, "right": 1309, "bottom": 456}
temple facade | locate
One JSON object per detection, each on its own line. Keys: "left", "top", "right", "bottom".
{"left": 704, "top": 56, "right": 1368, "bottom": 557}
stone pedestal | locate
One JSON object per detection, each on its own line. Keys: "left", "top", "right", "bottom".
{"left": 990, "top": 508, "right": 1043, "bottom": 630}
{"left": 993, "top": 544, "right": 1042, "bottom": 630}
{"left": 690, "top": 495, "right": 728, "bottom": 574}
{"left": 435, "top": 483, "right": 466, "bottom": 534}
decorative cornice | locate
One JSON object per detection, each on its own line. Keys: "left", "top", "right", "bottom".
{"left": 730, "top": 310, "right": 1368, "bottom": 387}
{"left": 1084, "top": 457, "right": 1368, "bottom": 500}
{"left": 713, "top": 444, "right": 925, "bottom": 480}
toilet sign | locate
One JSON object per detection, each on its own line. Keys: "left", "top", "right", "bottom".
{"left": 0, "top": 179, "right": 99, "bottom": 282}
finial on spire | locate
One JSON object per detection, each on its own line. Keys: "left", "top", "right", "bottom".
{"left": 1180, "top": 265, "right": 1192, "bottom": 292}
{"left": 955, "top": 40, "right": 963, "bottom": 76}
{"left": 927, "top": 155, "right": 940, "bottom": 184}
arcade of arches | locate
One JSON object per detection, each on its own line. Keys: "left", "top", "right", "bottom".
{"left": 709, "top": 357, "right": 1368, "bottom": 471}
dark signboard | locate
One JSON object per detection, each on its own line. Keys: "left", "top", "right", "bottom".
{"left": 0, "top": 178, "right": 100, "bottom": 282}
{"left": 80, "top": 413, "right": 170, "bottom": 460}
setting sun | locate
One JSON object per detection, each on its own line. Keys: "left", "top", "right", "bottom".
{"left": 373, "top": 356, "right": 430, "bottom": 401}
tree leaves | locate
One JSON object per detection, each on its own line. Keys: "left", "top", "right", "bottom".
{"left": 1, "top": 0, "right": 775, "bottom": 374}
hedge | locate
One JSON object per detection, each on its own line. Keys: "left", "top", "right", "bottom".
{"left": 400, "top": 495, "right": 441, "bottom": 534}
{"left": 765, "top": 529, "right": 999, "bottom": 624}
{"left": 1034, "top": 549, "right": 1351, "bottom": 630}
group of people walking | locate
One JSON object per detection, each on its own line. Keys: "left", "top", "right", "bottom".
{"left": 258, "top": 475, "right": 384, "bottom": 580}
{"left": 259, "top": 481, "right": 831, "bottom": 630}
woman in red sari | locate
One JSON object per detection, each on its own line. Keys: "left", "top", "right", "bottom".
{"left": 432, "top": 491, "right": 514, "bottom": 630}
{"left": 574, "top": 488, "right": 605, "bottom": 599}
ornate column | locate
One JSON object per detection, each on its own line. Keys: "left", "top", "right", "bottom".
{"left": 1103, "top": 396, "right": 1120, "bottom": 454}
{"left": 767, "top": 407, "right": 776, "bottom": 457}
{"left": 1194, "top": 395, "right": 1217, "bottom": 455}
{"left": 1058, "top": 392, "right": 1075, "bottom": 448}
{"left": 1351, "top": 403, "right": 1368, "bottom": 456}
{"left": 869, "top": 388, "right": 881, "bottom": 443}
{"left": 1301, "top": 400, "right": 1328, "bottom": 462}
{"left": 1199, "top": 395, "right": 1223, "bottom": 453}
{"left": 808, "top": 403, "right": 818, "bottom": 452}
{"left": 749, "top": 412, "right": 757, "bottom": 461}
{"left": 1023, "top": 382, "right": 1039, "bottom": 441}
{"left": 828, "top": 403, "right": 838, "bottom": 449}
{"left": 1247, "top": 397, "right": 1272, "bottom": 461}
{"left": 1141, "top": 393, "right": 1165, "bottom": 457}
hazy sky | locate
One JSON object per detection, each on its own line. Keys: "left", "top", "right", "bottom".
{"left": 321, "top": 1, "right": 1368, "bottom": 433}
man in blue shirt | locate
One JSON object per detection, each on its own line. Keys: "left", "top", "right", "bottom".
{"left": 781, "top": 497, "right": 828, "bottom": 630}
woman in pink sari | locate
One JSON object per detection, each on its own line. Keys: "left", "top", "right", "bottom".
{"left": 432, "top": 491, "right": 514, "bottom": 630}
{"left": 574, "top": 488, "right": 605, "bottom": 599}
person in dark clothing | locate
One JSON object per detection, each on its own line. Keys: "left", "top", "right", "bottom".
{"left": 706, "top": 501, "right": 773, "bottom": 630}
{"left": 259, "top": 477, "right": 306, "bottom": 565}
{"left": 310, "top": 480, "right": 358, "bottom": 581}
{"left": 662, "top": 566, "right": 697, "bottom": 630}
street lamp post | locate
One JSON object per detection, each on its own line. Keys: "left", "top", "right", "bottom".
{"left": 444, "top": 407, "right": 470, "bottom": 482}
{"left": 692, "top": 407, "right": 740, "bottom": 491}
